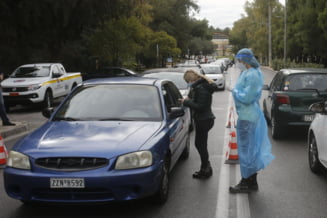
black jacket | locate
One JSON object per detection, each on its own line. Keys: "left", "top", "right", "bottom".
{"left": 183, "top": 78, "right": 216, "bottom": 121}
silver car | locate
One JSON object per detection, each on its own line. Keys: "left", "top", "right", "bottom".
{"left": 200, "top": 64, "right": 226, "bottom": 90}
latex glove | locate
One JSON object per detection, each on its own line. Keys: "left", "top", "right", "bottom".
{"left": 226, "top": 85, "right": 233, "bottom": 92}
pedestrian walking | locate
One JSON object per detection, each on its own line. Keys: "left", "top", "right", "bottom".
{"left": 228, "top": 48, "right": 274, "bottom": 193}
{"left": 0, "top": 72, "right": 15, "bottom": 126}
{"left": 180, "top": 69, "right": 216, "bottom": 179}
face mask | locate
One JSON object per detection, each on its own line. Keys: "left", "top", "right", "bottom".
{"left": 236, "top": 62, "right": 247, "bottom": 72}
{"left": 187, "top": 82, "right": 194, "bottom": 88}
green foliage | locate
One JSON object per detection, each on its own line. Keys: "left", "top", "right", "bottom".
{"left": 272, "top": 59, "right": 324, "bottom": 71}
{"left": 0, "top": 0, "right": 215, "bottom": 72}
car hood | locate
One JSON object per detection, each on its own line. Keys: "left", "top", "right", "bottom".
{"left": 14, "top": 121, "right": 162, "bottom": 159}
{"left": 1, "top": 77, "right": 49, "bottom": 87}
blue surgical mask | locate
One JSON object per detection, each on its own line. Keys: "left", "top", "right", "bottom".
{"left": 236, "top": 62, "right": 247, "bottom": 72}
{"left": 187, "top": 82, "right": 194, "bottom": 88}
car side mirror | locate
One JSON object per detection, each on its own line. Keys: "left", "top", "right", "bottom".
{"left": 169, "top": 107, "right": 185, "bottom": 119}
{"left": 309, "top": 101, "right": 327, "bottom": 114}
{"left": 42, "top": 107, "right": 54, "bottom": 118}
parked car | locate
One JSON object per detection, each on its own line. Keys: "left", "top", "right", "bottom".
{"left": 200, "top": 64, "right": 226, "bottom": 90}
{"left": 142, "top": 68, "right": 189, "bottom": 97}
{"left": 262, "top": 68, "right": 327, "bottom": 139}
{"left": 81, "top": 67, "right": 137, "bottom": 81}
{"left": 1, "top": 63, "right": 82, "bottom": 110}
{"left": 308, "top": 100, "right": 327, "bottom": 174}
{"left": 4, "top": 77, "right": 191, "bottom": 204}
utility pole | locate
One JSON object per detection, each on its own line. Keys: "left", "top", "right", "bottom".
{"left": 283, "top": 0, "right": 287, "bottom": 64}
{"left": 268, "top": 0, "right": 272, "bottom": 67}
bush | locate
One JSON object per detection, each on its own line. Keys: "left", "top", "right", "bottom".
{"left": 272, "top": 59, "right": 324, "bottom": 71}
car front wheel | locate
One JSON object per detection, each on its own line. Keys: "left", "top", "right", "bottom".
{"left": 152, "top": 156, "right": 170, "bottom": 204}
{"left": 42, "top": 90, "right": 53, "bottom": 108}
{"left": 308, "top": 134, "right": 323, "bottom": 174}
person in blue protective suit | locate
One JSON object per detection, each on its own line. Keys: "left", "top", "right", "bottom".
{"left": 180, "top": 69, "right": 216, "bottom": 179}
{"left": 228, "top": 48, "right": 274, "bottom": 193}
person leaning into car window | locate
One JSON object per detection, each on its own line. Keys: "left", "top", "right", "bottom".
{"left": 179, "top": 69, "right": 216, "bottom": 179}
{"left": 227, "top": 48, "right": 274, "bottom": 193}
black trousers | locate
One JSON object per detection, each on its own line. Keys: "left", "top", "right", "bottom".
{"left": 194, "top": 118, "right": 214, "bottom": 169}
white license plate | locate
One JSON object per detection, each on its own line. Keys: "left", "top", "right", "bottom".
{"left": 304, "top": 115, "right": 315, "bottom": 122}
{"left": 50, "top": 178, "right": 85, "bottom": 188}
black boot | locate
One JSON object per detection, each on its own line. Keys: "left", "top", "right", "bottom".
{"left": 248, "top": 173, "right": 258, "bottom": 191}
{"left": 193, "top": 162, "right": 213, "bottom": 179}
{"left": 229, "top": 178, "right": 251, "bottom": 193}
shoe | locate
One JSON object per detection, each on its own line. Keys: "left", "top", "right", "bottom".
{"left": 248, "top": 173, "right": 258, "bottom": 191}
{"left": 193, "top": 166, "right": 213, "bottom": 179}
{"left": 3, "top": 122, "right": 15, "bottom": 126}
{"left": 229, "top": 178, "right": 251, "bottom": 193}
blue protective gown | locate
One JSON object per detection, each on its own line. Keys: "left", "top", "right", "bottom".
{"left": 232, "top": 67, "right": 274, "bottom": 178}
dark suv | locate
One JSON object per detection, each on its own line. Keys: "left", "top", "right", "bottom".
{"left": 262, "top": 68, "right": 327, "bottom": 139}
{"left": 82, "top": 67, "right": 137, "bottom": 81}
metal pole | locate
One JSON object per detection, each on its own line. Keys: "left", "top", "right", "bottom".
{"left": 283, "top": 0, "right": 287, "bottom": 64}
{"left": 268, "top": 0, "right": 272, "bottom": 67}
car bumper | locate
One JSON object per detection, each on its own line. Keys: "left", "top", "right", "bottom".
{"left": 3, "top": 93, "right": 42, "bottom": 105}
{"left": 4, "top": 162, "right": 163, "bottom": 203}
{"left": 274, "top": 105, "right": 314, "bottom": 127}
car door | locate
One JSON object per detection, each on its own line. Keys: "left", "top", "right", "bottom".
{"left": 162, "top": 82, "right": 188, "bottom": 167}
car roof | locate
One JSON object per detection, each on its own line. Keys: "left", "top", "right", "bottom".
{"left": 143, "top": 68, "right": 185, "bottom": 74}
{"left": 281, "top": 68, "right": 327, "bottom": 75}
{"left": 19, "top": 63, "right": 59, "bottom": 67}
{"left": 82, "top": 76, "right": 163, "bottom": 86}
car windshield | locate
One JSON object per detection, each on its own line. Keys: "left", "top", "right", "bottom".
{"left": 143, "top": 72, "right": 188, "bottom": 89}
{"left": 11, "top": 66, "right": 50, "bottom": 78}
{"left": 53, "top": 84, "right": 163, "bottom": 121}
{"left": 285, "top": 73, "right": 327, "bottom": 91}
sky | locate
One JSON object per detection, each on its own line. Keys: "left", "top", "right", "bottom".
{"left": 194, "top": 0, "right": 285, "bottom": 29}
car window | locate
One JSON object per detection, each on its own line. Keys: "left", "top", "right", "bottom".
{"left": 11, "top": 66, "right": 50, "bottom": 78}
{"left": 53, "top": 84, "right": 162, "bottom": 121}
{"left": 162, "top": 82, "right": 183, "bottom": 113}
{"left": 270, "top": 72, "right": 284, "bottom": 91}
{"left": 285, "top": 74, "right": 327, "bottom": 91}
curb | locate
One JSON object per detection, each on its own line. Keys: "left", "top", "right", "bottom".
{"left": 0, "top": 121, "right": 29, "bottom": 140}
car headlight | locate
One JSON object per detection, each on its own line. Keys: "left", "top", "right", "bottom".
{"left": 115, "top": 151, "right": 152, "bottom": 170}
{"left": 7, "top": 151, "right": 31, "bottom": 170}
{"left": 28, "top": 84, "right": 41, "bottom": 91}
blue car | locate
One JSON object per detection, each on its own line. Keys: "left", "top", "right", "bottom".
{"left": 4, "top": 77, "right": 191, "bottom": 204}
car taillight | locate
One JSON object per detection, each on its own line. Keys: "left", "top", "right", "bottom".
{"left": 276, "top": 94, "right": 290, "bottom": 104}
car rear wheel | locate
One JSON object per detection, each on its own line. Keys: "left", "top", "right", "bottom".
{"left": 152, "top": 156, "right": 170, "bottom": 204}
{"left": 271, "top": 116, "right": 284, "bottom": 139}
{"left": 308, "top": 134, "right": 324, "bottom": 174}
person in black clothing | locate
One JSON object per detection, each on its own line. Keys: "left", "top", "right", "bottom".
{"left": 0, "top": 72, "right": 15, "bottom": 126}
{"left": 179, "top": 69, "right": 216, "bottom": 179}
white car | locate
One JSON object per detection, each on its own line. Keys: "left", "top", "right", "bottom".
{"left": 200, "top": 64, "right": 226, "bottom": 90}
{"left": 308, "top": 100, "right": 327, "bottom": 173}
